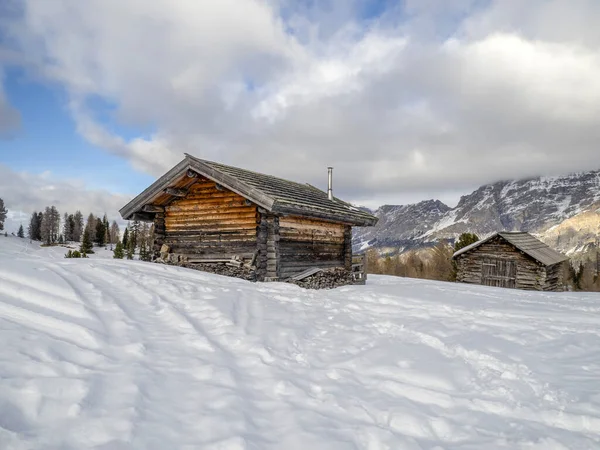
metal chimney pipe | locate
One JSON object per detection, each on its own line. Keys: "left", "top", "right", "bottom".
{"left": 327, "top": 167, "right": 333, "bottom": 201}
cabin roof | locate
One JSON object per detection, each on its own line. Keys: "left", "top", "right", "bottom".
{"left": 452, "top": 231, "right": 568, "bottom": 266}
{"left": 119, "top": 154, "right": 378, "bottom": 226}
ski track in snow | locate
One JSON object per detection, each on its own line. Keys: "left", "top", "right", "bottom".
{"left": 1, "top": 237, "right": 600, "bottom": 449}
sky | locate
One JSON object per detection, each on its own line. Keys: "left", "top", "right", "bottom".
{"left": 1, "top": 0, "right": 600, "bottom": 232}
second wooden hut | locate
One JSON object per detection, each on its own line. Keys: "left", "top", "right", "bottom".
{"left": 452, "top": 231, "right": 568, "bottom": 291}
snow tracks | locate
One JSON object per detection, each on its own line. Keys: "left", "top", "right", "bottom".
{"left": 1, "top": 238, "right": 600, "bottom": 449}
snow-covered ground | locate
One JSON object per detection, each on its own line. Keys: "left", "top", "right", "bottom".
{"left": 1, "top": 236, "right": 600, "bottom": 449}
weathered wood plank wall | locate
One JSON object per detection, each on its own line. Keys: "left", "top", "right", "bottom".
{"left": 543, "top": 263, "right": 563, "bottom": 291}
{"left": 456, "top": 236, "right": 549, "bottom": 291}
{"left": 162, "top": 179, "right": 258, "bottom": 260}
{"left": 152, "top": 212, "right": 166, "bottom": 259}
{"left": 278, "top": 216, "right": 345, "bottom": 278}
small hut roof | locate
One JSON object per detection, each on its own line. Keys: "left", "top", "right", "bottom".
{"left": 119, "top": 154, "right": 378, "bottom": 226}
{"left": 452, "top": 231, "right": 568, "bottom": 266}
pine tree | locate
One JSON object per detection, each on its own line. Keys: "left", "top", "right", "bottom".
{"left": 85, "top": 213, "right": 97, "bottom": 244}
{"left": 122, "top": 227, "right": 129, "bottom": 249}
{"left": 17, "top": 224, "right": 24, "bottom": 238}
{"left": 63, "top": 213, "right": 69, "bottom": 240}
{"left": 139, "top": 240, "right": 146, "bottom": 261}
{"left": 80, "top": 228, "right": 94, "bottom": 255}
{"left": 72, "top": 211, "right": 84, "bottom": 242}
{"left": 139, "top": 240, "right": 152, "bottom": 261}
{"left": 63, "top": 213, "right": 75, "bottom": 242}
{"left": 0, "top": 198, "right": 7, "bottom": 232}
{"left": 41, "top": 207, "right": 53, "bottom": 244}
{"left": 113, "top": 241, "right": 125, "bottom": 259}
{"left": 35, "top": 212, "right": 43, "bottom": 240}
{"left": 102, "top": 214, "right": 110, "bottom": 244}
{"left": 454, "top": 233, "right": 480, "bottom": 252}
{"left": 40, "top": 206, "right": 60, "bottom": 245}
{"left": 28, "top": 212, "right": 39, "bottom": 240}
{"left": 95, "top": 219, "right": 106, "bottom": 246}
{"left": 130, "top": 220, "right": 141, "bottom": 251}
{"left": 126, "top": 238, "right": 134, "bottom": 260}
{"left": 50, "top": 206, "right": 60, "bottom": 243}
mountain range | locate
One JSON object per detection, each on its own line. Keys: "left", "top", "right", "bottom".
{"left": 354, "top": 170, "right": 600, "bottom": 259}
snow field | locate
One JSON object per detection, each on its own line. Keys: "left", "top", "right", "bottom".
{"left": 1, "top": 236, "right": 600, "bottom": 449}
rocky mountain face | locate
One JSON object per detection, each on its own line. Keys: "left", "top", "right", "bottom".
{"left": 355, "top": 171, "right": 600, "bottom": 258}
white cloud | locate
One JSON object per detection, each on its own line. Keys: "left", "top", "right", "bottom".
{"left": 445, "top": 33, "right": 600, "bottom": 123}
{"left": 2, "top": 0, "right": 600, "bottom": 207}
{"left": 0, "top": 164, "right": 130, "bottom": 233}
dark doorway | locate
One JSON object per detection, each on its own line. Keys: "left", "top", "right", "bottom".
{"left": 481, "top": 258, "right": 517, "bottom": 288}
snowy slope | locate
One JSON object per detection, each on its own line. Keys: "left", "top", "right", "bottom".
{"left": 1, "top": 236, "right": 600, "bottom": 449}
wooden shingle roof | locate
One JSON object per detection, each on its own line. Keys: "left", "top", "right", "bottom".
{"left": 452, "top": 231, "right": 568, "bottom": 266}
{"left": 120, "top": 154, "right": 378, "bottom": 226}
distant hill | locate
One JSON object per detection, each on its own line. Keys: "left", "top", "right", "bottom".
{"left": 354, "top": 170, "right": 600, "bottom": 258}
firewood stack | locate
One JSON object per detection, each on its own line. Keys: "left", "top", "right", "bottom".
{"left": 185, "top": 262, "right": 257, "bottom": 281}
{"left": 286, "top": 267, "right": 354, "bottom": 290}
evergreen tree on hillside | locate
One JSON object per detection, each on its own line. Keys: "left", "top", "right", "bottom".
{"left": 63, "top": 213, "right": 69, "bottom": 240}
{"left": 454, "top": 233, "right": 480, "bottom": 252}
{"left": 95, "top": 219, "right": 106, "bottom": 246}
{"left": 72, "top": 211, "right": 84, "bottom": 242}
{"left": 130, "top": 220, "right": 141, "bottom": 251}
{"left": 122, "top": 227, "right": 129, "bottom": 249}
{"left": 17, "top": 224, "right": 24, "bottom": 238}
{"left": 28, "top": 212, "right": 40, "bottom": 240}
{"left": 63, "top": 213, "right": 75, "bottom": 242}
{"left": 126, "top": 238, "right": 134, "bottom": 260}
{"left": 85, "top": 213, "right": 97, "bottom": 244}
{"left": 139, "top": 240, "right": 152, "bottom": 261}
{"left": 41, "top": 208, "right": 51, "bottom": 243}
{"left": 50, "top": 206, "right": 60, "bottom": 243}
{"left": 80, "top": 228, "right": 94, "bottom": 255}
{"left": 36, "top": 212, "right": 43, "bottom": 240}
{"left": 0, "top": 198, "right": 7, "bottom": 232}
{"left": 113, "top": 241, "right": 124, "bottom": 259}
{"left": 103, "top": 214, "right": 110, "bottom": 244}
{"left": 41, "top": 206, "right": 61, "bottom": 244}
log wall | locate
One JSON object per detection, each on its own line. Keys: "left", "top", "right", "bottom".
{"left": 255, "top": 213, "right": 280, "bottom": 281}
{"left": 543, "top": 262, "right": 564, "bottom": 291}
{"left": 152, "top": 212, "right": 166, "bottom": 259}
{"left": 278, "top": 216, "right": 345, "bottom": 278}
{"left": 456, "top": 236, "right": 550, "bottom": 291}
{"left": 162, "top": 180, "right": 258, "bottom": 260}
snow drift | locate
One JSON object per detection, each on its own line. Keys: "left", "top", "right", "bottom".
{"left": 1, "top": 236, "right": 599, "bottom": 449}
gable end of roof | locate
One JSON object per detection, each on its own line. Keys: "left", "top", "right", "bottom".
{"left": 120, "top": 155, "right": 378, "bottom": 226}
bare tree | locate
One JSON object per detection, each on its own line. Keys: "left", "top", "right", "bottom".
{"left": 429, "top": 241, "right": 454, "bottom": 281}
{"left": 109, "top": 221, "right": 121, "bottom": 244}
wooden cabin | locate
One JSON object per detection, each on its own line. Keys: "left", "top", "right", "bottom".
{"left": 452, "top": 232, "right": 568, "bottom": 291}
{"left": 119, "top": 154, "right": 378, "bottom": 282}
